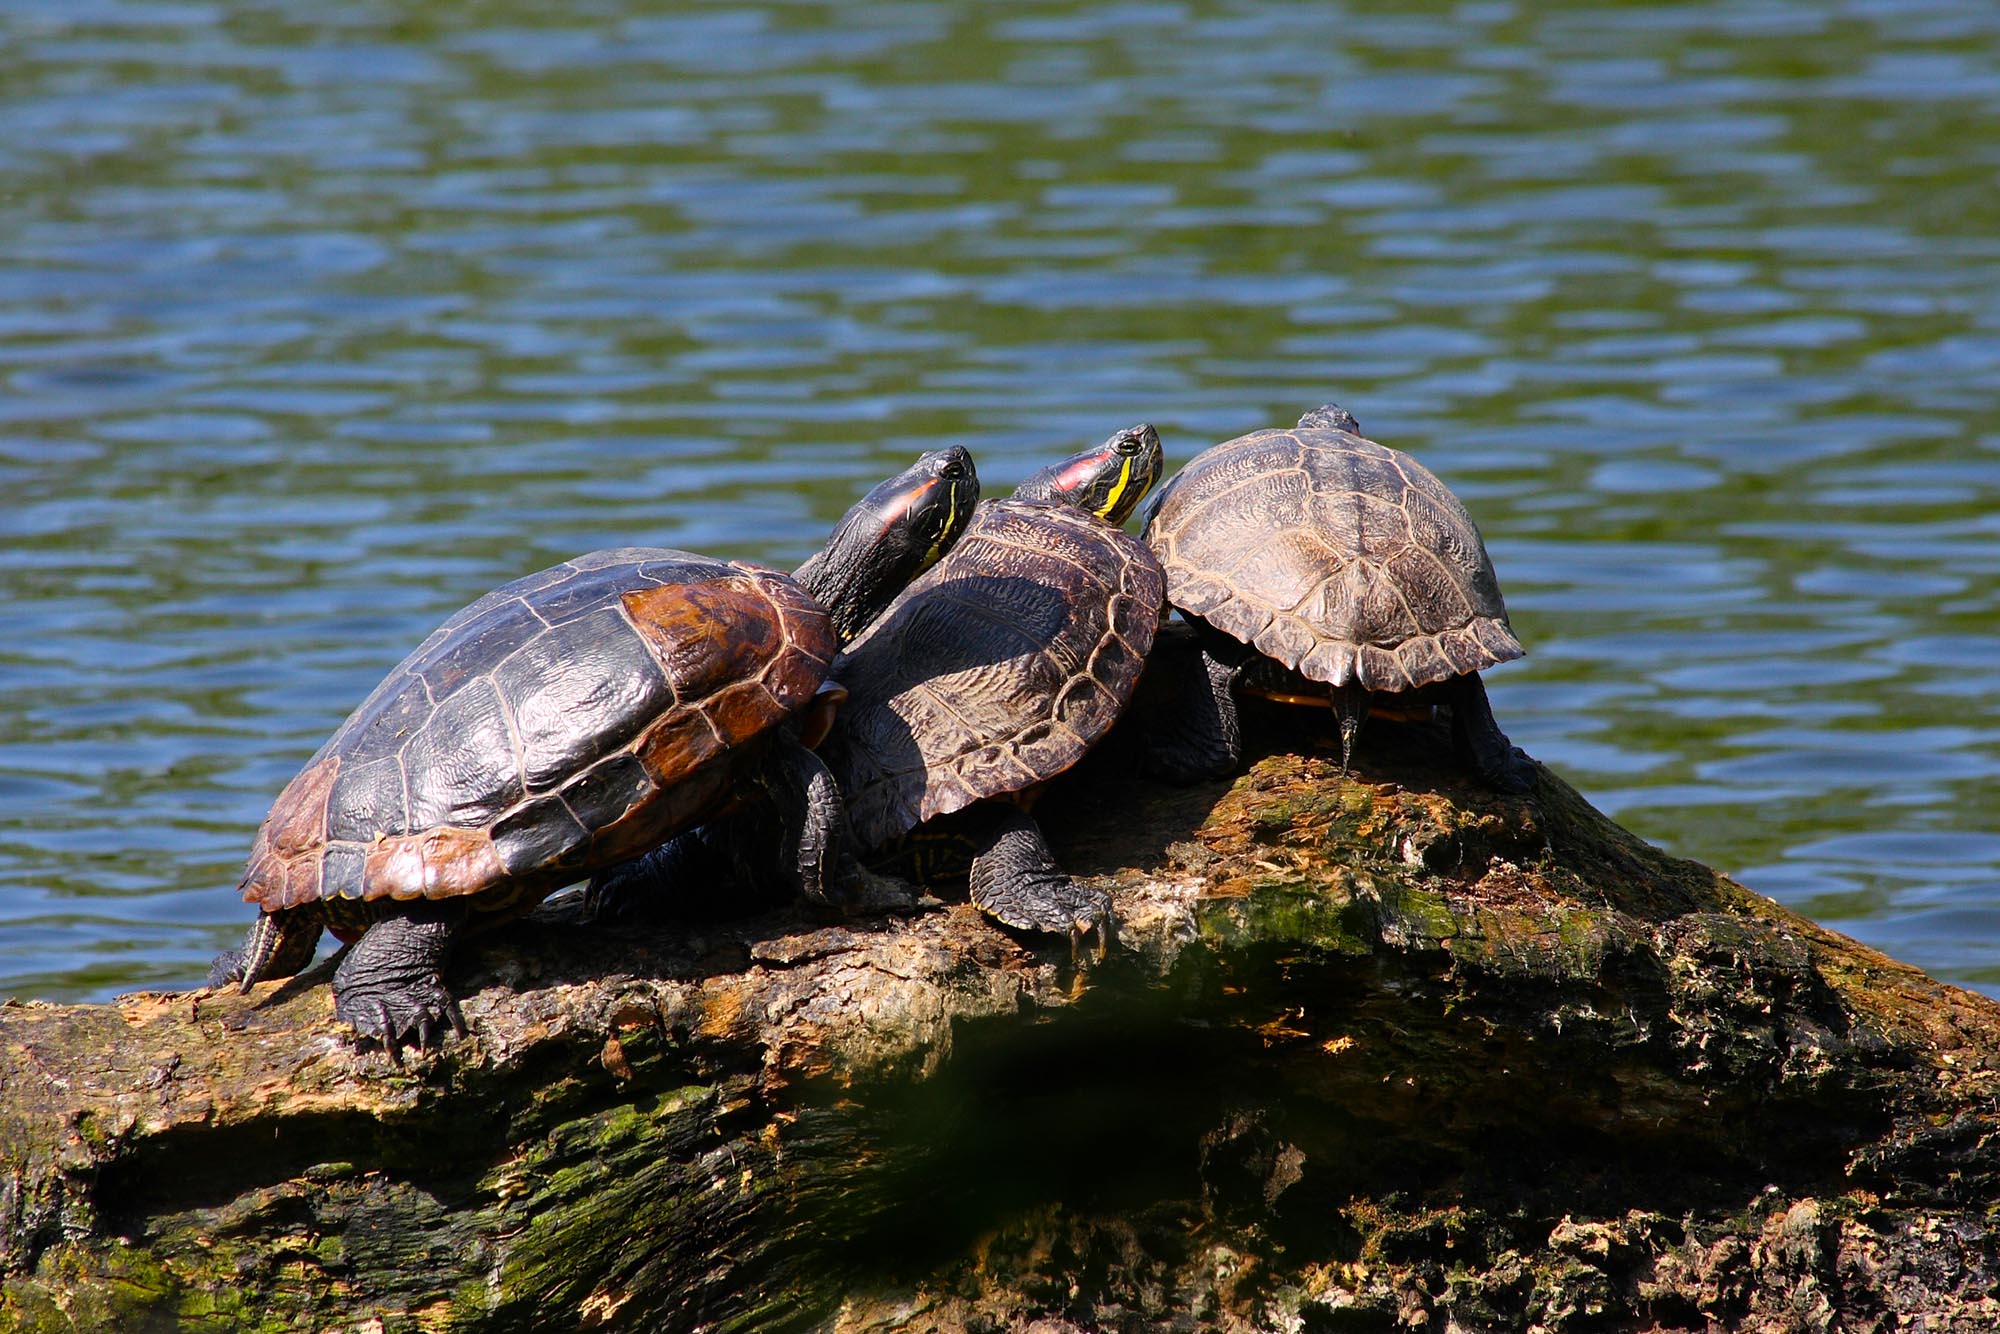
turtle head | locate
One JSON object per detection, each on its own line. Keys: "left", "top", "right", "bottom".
{"left": 1012, "top": 422, "right": 1163, "bottom": 525}
{"left": 1298, "top": 403, "right": 1361, "bottom": 434}
{"left": 796, "top": 446, "right": 980, "bottom": 642}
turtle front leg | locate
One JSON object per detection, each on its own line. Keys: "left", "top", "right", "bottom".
{"left": 209, "top": 909, "right": 323, "bottom": 991}
{"left": 332, "top": 900, "right": 469, "bottom": 1058}
{"left": 1145, "top": 623, "right": 1249, "bottom": 783}
{"left": 757, "top": 738, "right": 854, "bottom": 912}
{"left": 1447, "top": 672, "right": 1536, "bottom": 795}
{"left": 963, "top": 805, "right": 1110, "bottom": 953}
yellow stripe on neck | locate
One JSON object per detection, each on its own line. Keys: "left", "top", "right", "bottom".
{"left": 1096, "top": 455, "right": 1135, "bottom": 521}
{"left": 921, "top": 479, "right": 964, "bottom": 571}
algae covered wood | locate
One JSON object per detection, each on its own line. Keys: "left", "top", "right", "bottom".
{"left": 2, "top": 712, "right": 1998, "bottom": 1332}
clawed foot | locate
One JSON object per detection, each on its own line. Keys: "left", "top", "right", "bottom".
{"left": 327, "top": 906, "right": 466, "bottom": 1060}
{"left": 974, "top": 873, "right": 1113, "bottom": 947}
{"left": 964, "top": 806, "right": 1113, "bottom": 957}
{"left": 205, "top": 949, "right": 245, "bottom": 990}
{"left": 1480, "top": 746, "right": 1538, "bottom": 797}
{"left": 333, "top": 972, "right": 468, "bottom": 1062}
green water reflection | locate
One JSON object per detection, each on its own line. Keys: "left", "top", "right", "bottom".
{"left": 2, "top": 0, "right": 1997, "bottom": 998}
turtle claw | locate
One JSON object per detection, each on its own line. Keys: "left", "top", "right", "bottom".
{"left": 411, "top": 995, "right": 464, "bottom": 1051}
{"left": 336, "top": 979, "right": 465, "bottom": 1060}
{"left": 374, "top": 1001, "right": 404, "bottom": 1066}
{"left": 1068, "top": 916, "right": 1111, "bottom": 967}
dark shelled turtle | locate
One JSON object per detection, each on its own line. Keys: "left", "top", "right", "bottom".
{"left": 820, "top": 425, "right": 1166, "bottom": 942}
{"left": 209, "top": 448, "right": 979, "bottom": 1053}
{"left": 1141, "top": 404, "right": 1532, "bottom": 792}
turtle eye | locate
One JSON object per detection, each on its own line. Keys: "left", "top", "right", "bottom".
{"left": 1111, "top": 424, "right": 1156, "bottom": 457}
{"left": 937, "top": 454, "right": 968, "bottom": 480}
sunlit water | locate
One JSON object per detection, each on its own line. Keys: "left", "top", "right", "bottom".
{"left": 3, "top": 0, "right": 1997, "bottom": 1001}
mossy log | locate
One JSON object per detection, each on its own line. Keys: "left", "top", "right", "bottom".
{"left": 3, "top": 711, "right": 1997, "bottom": 1333}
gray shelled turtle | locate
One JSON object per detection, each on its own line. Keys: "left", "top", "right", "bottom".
{"left": 1142, "top": 405, "right": 1532, "bottom": 793}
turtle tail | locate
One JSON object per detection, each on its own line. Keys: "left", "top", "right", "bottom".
{"left": 219, "top": 911, "right": 324, "bottom": 994}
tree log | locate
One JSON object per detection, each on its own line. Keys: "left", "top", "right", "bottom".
{"left": 3, "top": 712, "right": 1997, "bottom": 1333}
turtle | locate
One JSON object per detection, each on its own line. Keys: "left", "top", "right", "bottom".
{"left": 1139, "top": 404, "right": 1533, "bottom": 793}
{"left": 207, "top": 447, "right": 980, "bottom": 1052}
{"left": 817, "top": 424, "right": 1166, "bottom": 942}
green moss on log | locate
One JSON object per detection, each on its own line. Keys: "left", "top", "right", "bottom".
{"left": 2, "top": 719, "right": 1997, "bottom": 1331}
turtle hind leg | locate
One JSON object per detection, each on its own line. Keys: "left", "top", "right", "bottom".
{"left": 1145, "top": 623, "right": 1249, "bottom": 783}
{"left": 332, "top": 900, "right": 470, "bottom": 1058}
{"left": 1327, "top": 683, "right": 1372, "bottom": 776}
{"left": 1447, "top": 672, "right": 1536, "bottom": 795}
{"left": 584, "top": 822, "right": 740, "bottom": 924}
{"left": 964, "top": 805, "right": 1110, "bottom": 954}
{"left": 209, "top": 910, "right": 323, "bottom": 992}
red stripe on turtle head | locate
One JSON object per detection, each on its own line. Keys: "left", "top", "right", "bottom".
{"left": 869, "top": 475, "right": 940, "bottom": 544}
{"left": 1050, "top": 450, "right": 1114, "bottom": 500}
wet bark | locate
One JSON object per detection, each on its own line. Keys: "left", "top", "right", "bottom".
{"left": 2, "top": 712, "right": 1997, "bottom": 1333}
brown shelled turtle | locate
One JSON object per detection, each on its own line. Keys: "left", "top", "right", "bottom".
{"left": 1141, "top": 405, "right": 1533, "bottom": 792}
{"left": 209, "top": 448, "right": 979, "bottom": 1052}
{"left": 818, "top": 425, "right": 1166, "bottom": 941}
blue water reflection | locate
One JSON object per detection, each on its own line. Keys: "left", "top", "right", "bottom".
{"left": 2, "top": 0, "right": 1997, "bottom": 999}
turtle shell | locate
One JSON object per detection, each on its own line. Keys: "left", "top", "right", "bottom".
{"left": 1144, "top": 426, "right": 1521, "bottom": 693}
{"left": 238, "top": 548, "right": 836, "bottom": 914}
{"left": 823, "top": 499, "right": 1164, "bottom": 851}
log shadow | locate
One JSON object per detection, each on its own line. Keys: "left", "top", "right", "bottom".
{"left": 801, "top": 939, "right": 1892, "bottom": 1304}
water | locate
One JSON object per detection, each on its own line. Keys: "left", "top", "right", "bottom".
{"left": 3, "top": 0, "right": 1997, "bottom": 1002}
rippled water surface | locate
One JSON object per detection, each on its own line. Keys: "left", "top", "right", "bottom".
{"left": 4, "top": 0, "right": 1998, "bottom": 1001}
